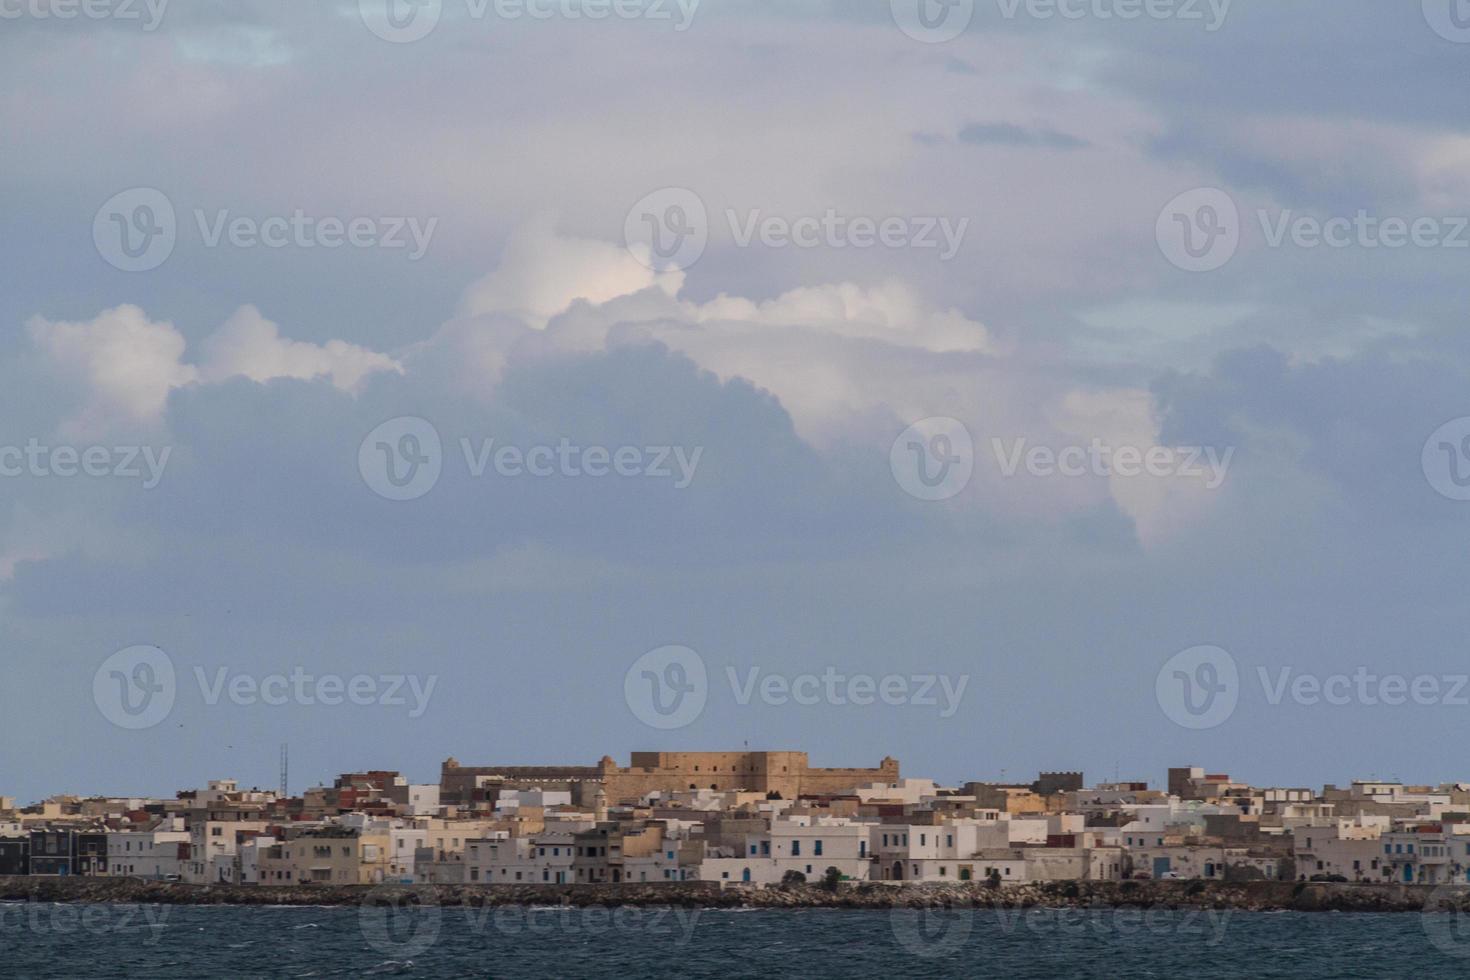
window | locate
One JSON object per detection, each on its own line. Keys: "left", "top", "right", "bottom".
{"left": 791, "top": 841, "right": 801, "bottom": 856}
{"left": 814, "top": 840, "right": 823, "bottom": 856}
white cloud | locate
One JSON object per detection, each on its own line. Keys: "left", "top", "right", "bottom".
{"left": 441, "top": 223, "right": 1215, "bottom": 547}
{"left": 459, "top": 217, "right": 682, "bottom": 328}
{"left": 26, "top": 304, "right": 399, "bottom": 437}
{"left": 28, "top": 305, "right": 198, "bottom": 438}
{"left": 198, "top": 305, "right": 401, "bottom": 392}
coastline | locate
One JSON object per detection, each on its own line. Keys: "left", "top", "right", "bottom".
{"left": 1, "top": 876, "right": 1463, "bottom": 913}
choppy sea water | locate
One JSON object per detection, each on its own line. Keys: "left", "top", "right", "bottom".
{"left": 2, "top": 902, "right": 1468, "bottom": 978}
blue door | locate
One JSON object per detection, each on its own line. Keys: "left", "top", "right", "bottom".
{"left": 1404, "top": 865, "right": 1414, "bottom": 883}
{"left": 742, "top": 867, "right": 751, "bottom": 883}
{"left": 1153, "top": 857, "right": 1171, "bottom": 878}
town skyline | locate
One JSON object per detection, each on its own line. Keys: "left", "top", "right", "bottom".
{"left": 8, "top": 752, "right": 1470, "bottom": 893}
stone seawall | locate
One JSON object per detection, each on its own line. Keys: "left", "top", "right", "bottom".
{"left": 1, "top": 876, "right": 1466, "bottom": 912}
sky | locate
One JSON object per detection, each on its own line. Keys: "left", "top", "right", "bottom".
{"left": 2, "top": 0, "right": 1469, "bottom": 803}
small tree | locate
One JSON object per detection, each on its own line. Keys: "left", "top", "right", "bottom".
{"left": 822, "top": 867, "right": 843, "bottom": 891}
{"left": 986, "top": 869, "right": 1002, "bottom": 889}
{"left": 781, "top": 870, "right": 807, "bottom": 886}
{"left": 1224, "top": 863, "right": 1265, "bottom": 883}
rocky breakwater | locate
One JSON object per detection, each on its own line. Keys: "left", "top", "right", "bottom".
{"left": 1, "top": 875, "right": 1465, "bottom": 912}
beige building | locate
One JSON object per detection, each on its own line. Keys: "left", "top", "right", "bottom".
{"left": 256, "top": 830, "right": 392, "bottom": 885}
{"left": 442, "top": 752, "right": 899, "bottom": 808}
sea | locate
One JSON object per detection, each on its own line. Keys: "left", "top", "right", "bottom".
{"left": 0, "top": 902, "right": 1464, "bottom": 978}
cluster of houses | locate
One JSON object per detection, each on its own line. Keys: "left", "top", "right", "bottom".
{"left": 4, "top": 754, "right": 1470, "bottom": 888}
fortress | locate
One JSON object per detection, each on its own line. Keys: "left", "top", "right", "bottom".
{"left": 440, "top": 751, "right": 900, "bottom": 807}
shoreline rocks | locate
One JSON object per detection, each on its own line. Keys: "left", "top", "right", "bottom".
{"left": 0, "top": 876, "right": 1464, "bottom": 912}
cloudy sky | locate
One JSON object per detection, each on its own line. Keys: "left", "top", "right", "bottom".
{"left": 3, "top": 0, "right": 1469, "bottom": 803}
